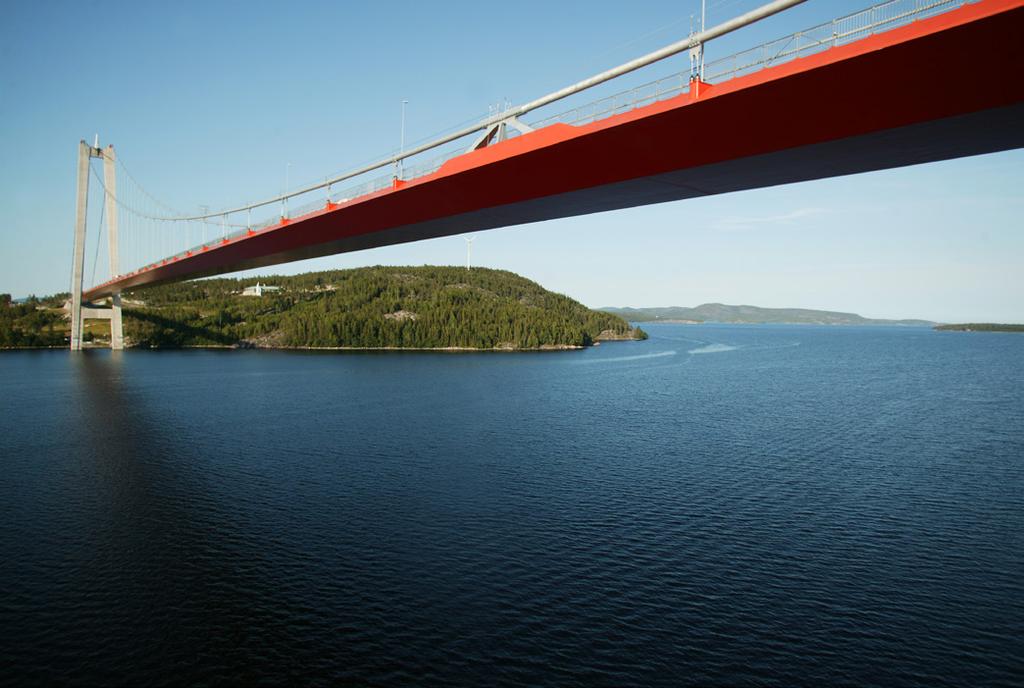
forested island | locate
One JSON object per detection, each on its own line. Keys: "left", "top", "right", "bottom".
{"left": 1, "top": 267, "right": 646, "bottom": 350}
{"left": 934, "top": 323, "right": 1024, "bottom": 333}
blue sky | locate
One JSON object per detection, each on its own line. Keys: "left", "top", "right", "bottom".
{"left": 2, "top": 0, "right": 1021, "bottom": 322}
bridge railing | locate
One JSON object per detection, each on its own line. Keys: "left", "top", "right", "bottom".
{"left": 527, "top": 0, "right": 973, "bottom": 130}
{"left": 705, "top": 0, "right": 973, "bottom": 82}
{"left": 531, "top": 73, "right": 692, "bottom": 129}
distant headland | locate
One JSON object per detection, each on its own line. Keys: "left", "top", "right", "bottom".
{"left": 601, "top": 304, "right": 935, "bottom": 326}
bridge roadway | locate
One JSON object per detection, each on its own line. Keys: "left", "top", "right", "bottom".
{"left": 84, "top": 0, "right": 1024, "bottom": 301}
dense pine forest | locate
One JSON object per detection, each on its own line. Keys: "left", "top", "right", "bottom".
{"left": 1, "top": 267, "right": 646, "bottom": 349}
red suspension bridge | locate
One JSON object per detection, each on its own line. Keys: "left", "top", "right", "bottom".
{"left": 70, "top": 0, "right": 1024, "bottom": 350}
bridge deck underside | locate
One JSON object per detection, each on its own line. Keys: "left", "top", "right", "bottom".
{"left": 85, "top": 0, "right": 1024, "bottom": 301}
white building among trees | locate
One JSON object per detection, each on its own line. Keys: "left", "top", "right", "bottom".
{"left": 241, "top": 282, "right": 280, "bottom": 297}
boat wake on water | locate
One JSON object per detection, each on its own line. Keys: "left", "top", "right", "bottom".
{"left": 687, "top": 343, "right": 740, "bottom": 355}
{"left": 576, "top": 350, "right": 678, "bottom": 364}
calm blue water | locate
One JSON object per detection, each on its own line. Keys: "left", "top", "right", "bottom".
{"left": 1, "top": 324, "right": 1022, "bottom": 687}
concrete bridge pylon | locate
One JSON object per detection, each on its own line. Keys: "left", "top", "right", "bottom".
{"left": 70, "top": 139, "right": 123, "bottom": 351}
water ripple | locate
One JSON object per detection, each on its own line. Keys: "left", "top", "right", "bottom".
{"left": 1, "top": 325, "right": 1022, "bottom": 687}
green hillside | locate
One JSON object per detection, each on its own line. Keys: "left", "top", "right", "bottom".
{"left": 0, "top": 293, "right": 69, "bottom": 347}
{"left": 0, "top": 267, "right": 645, "bottom": 350}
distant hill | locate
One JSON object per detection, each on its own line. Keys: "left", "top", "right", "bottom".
{"left": 602, "top": 303, "right": 934, "bottom": 326}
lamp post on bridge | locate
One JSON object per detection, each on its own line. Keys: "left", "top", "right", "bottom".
{"left": 399, "top": 99, "right": 409, "bottom": 180}
{"left": 690, "top": 0, "right": 708, "bottom": 84}
{"left": 283, "top": 162, "right": 291, "bottom": 220}
{"left": 200, "top": 205, "right": 209, "bottom": 246}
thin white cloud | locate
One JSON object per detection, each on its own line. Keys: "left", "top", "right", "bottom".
{"left": 712, "top": 207, "right": 828, "bottom": 231}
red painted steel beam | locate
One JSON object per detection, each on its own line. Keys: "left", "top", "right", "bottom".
{"left": 85, "top": 0, "right": 1024, "bottom": 301}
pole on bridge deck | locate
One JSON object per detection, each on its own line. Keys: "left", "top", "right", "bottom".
{"left": 70, "top": 141, "right": 91, "bottom": 351}
{"left": 398, "top": 99, "right": 408, "bottom": 180}
{"left": 102, "top": 144, "right": 123, "bottom": 350}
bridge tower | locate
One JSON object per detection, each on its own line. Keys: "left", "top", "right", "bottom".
{"left": 70, "top": 139, "right": 123, "bottom": 351}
